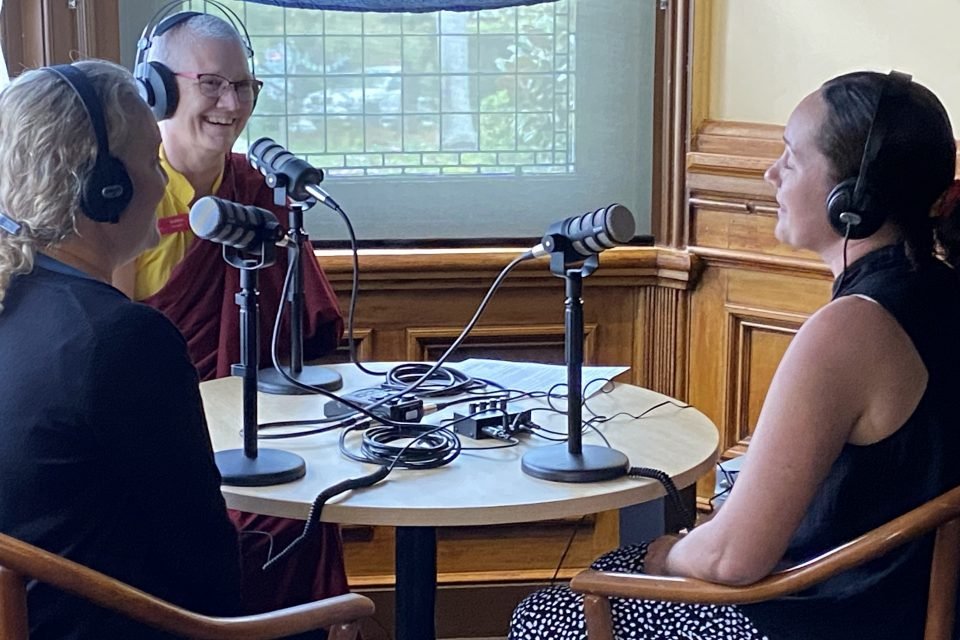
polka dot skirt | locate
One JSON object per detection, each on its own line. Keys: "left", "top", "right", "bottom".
{"left": 508, "top": 543, "right": 769, "bottom": 640}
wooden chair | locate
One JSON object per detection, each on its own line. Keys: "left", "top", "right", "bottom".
{"left": 0, "top": 532, "right": 374, "bottom": 640}
{"left": 571, "top": 484, "right": 960, "bottom": 640}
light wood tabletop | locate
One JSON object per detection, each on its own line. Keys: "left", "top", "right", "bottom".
{"left": 201, "top": 363, "right": 720, "bottom": 527}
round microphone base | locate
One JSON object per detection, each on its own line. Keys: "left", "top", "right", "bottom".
{"left": 257, "top": 364, "right": 344, "bottom": 395}
{"left": 521, "top": 444, "right": 629, "bottom": 483}
{"left": 215, "top": 448, "right": 306, "bottom": 487}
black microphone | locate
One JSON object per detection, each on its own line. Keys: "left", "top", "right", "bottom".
{"left": 248, "top": 137, "right": 337, "bottom": 208}
{"left": 189, "top": 196, "right": 289, "bottom": 252}
{"left": 526, "top": 204, "right": 636, "bottom": 260}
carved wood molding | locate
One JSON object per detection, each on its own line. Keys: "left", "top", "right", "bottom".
{"left": 404, "top": 323, "right": 598, "bottom": 363}
{"left": 316, "top": 246, "right": 702, "bottom": 292}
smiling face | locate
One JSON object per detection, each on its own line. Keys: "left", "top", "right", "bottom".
{"left": 160, "top": 32, "right": 254, "bottom": 166}
{"left": 764, "top": 91, "right": 838, "bottom": 253}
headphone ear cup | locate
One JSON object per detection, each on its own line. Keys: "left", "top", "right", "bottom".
{"left": 136, "top": 61, "right": 179, "bottom": 120}
{"left": 81, "top": 156, "right": 134, "bottom": 224}
{"left": 826, "top": 178, "right": 857, "bottom": 236}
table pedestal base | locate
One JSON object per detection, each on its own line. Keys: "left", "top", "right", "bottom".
{"left": 396, "top": 526, "right": 437, "bottom": 640}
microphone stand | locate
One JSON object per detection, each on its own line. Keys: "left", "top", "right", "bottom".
{"left": 521, "top": 242, "right": 629, "bottom": 482}
{"left": 216, "top": 243, "right": 307, "bottom": 486}
{"left": 256, "top": 184, "right": 343, "bottom": 395}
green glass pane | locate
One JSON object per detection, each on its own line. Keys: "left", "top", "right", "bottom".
{"left": 478, "top": 35, "right": 516, "bottom": 73}
{"left": 286, "top": 36, "right": 324, "bottom": 74}
{"left": 285, "top": 9, "right": 324, "bottom": 36}
{"left": 479, "top": 7, "right": 516, "bottom": 34}
{"left": 256, "top": 77, "right": 286, "bottom": 115}
{"left": 288, "top": 116, "right": 325, "bottom": 154}
{"left": 385, "top": 153, "right": 422, "bottom": 166}
{"left": 247, "top": 116, "right": 287, "bottom": 146}
{"left": 309, "top": 154, "right": 346, "bottom": 168}
{"left": 517, "top": 113, "right": 552, "bottom": 150}
{"left": 345, "top": 153, "right": 384, "bottom": 167}
{"left": 365, "top": 13, "right": 401, "bottom": 35}
{"left": 441, "top": 75, "right": 478, "bottom": 112}
{"left": 325, "top": 36, "right": 363, "bottom": 74}
{"left": 243, "top": 2, "right": 283, "bottom": 35}
{"left": 518, "top": 4, "right": 555, "bottom": 34}
{"left": 287, "top": 77, "right": 325, "bottom": 114}
{"left": 479, "top": 114, "right": 515, "bottom": 151}
{"left": 365, "top": 76, "right": 402, "bottom": 114}
{"left": 516, "top": 75, "right": 554, "bottom": 112}
{"left": 403, "top": 76, "right": 440, "bottom": 113}
{"left": 516, "top": 35, "right": 554, "bottom": 73}
{"left": 440, "top": 35, "right": 477, "bottom": 73}
{"left": 441, "top": 114, "right": 478, "bottom": 151}
{"left": 326, "top": 76, "right": 364, "bottom": 114}
{"left": 364, "top": 116, "right": 402, "bottom": 152}
{"left": 364, "top": 37, "right": 402, "bottom": 74}
{"left": 403, "top": 116, "right": 439, "bottom": 152}
{"left": 251, "top": 36, "right": 285, "bottom": 76}
{"left": 479, "top": 75, "right": 515, "bottom": 113}
{"left": 440, "top": 11, "right": 477, "bottom": 34}
{"left": 402, "top": 36, "right": 439, "bottom": 74}
{"left": 325, "top": 11, "right": 362, "bottom": 34}
{"left": 326, "top": 116, "right": 364, "bottom": 153}
{"left": 402, "top": 13, "right": 438, "bottom": 35}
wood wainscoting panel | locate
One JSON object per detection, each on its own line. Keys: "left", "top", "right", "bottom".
{"left": 725, "top": 306, "right": 806, "bottom": 455}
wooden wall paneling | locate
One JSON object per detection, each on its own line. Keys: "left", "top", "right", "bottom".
{"left": 406, "top": 323, "right": 594, "bottom": 364}
{"left": 0, "top": 0, "right": 23, "bottom": 76}
{"left": 75, "top": 0, "right": 119, "bottom": 62}
{"left": 724, "top": 305, "right": 805, "bottom": 456}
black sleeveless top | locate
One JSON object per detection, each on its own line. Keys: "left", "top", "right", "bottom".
{"left": 743, "top": 244, "right": 960, "bottom": 640}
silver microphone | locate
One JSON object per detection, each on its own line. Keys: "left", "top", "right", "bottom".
{"left": 189, "top": 196, "right": 290, "bottom": 252}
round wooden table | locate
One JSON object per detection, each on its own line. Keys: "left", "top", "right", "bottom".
{"left": 201, "top": 363, "right": 719, "bottom": 640}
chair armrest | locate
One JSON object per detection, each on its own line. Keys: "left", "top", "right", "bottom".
{"left": 571, "top": 484, "right": 960, "bottom": 605}
{"left": 0, "top": 533, "right": 374, "bottom": 640}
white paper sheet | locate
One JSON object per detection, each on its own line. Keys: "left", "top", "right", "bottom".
{"left": 450, "top": 358, "right": 630, "bottom": 398}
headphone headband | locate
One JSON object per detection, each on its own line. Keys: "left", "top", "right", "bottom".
{"left": 136, "top": 0, "right": 254, "bottom": 69}
{"left": 850, "top": 70, "right": 913, "bottom": 213}
{"left": 45, "top": 65, "right": 112, "bottom": 163}
{"left": 41, "top": 64, "right": 133, "bottom": 224}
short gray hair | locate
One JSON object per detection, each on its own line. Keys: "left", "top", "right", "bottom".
{"left": 147, "top": 13, "right": 249, "bottom": 69}
{"left": 0, "top": 59, "right": 142, "bottom": 312}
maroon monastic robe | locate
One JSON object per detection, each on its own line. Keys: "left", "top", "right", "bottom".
{"left": 143, "top": 153, "right": 343, "bottom": 382}
{"left": 143, "top": 153, "right": 349, "bottom": 611}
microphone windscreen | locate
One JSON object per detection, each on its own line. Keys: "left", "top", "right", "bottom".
{"left": 188, "top": 196, "right": 224, "bottom": 240}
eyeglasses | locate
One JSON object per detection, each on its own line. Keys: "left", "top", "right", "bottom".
{"left": 174, "top": 72, "right": 263, "bottom": 104}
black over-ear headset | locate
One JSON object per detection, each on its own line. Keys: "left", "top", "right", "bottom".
{"left": 43, "top": 65, "right": 133, "bottom": 224}
{"left": 134, "top": 0, "right": 255, "bottom": 121}
{"left": 825, "top": 70, "right": 913, "bottom": 239}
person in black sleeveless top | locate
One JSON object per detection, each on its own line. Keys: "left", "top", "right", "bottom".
{"left": 509, "top": 72, "right": 960, "bottom": 640}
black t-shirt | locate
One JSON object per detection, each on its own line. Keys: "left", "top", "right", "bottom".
{"left": 744, "top": 244, "right": 960, "bottom": 640}
{"left": 0, "top": 256, "right": 242, "bottom": 639}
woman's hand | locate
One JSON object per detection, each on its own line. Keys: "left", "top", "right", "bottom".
{"left": 643, "top": 533, "right": 683, "bottom": 575}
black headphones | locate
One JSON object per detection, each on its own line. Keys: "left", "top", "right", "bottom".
{"left": 43, "top": 65, "right": 133, "bottom": 224}
{"left": 825, "top": 70, "right": 913, "bottom": 239}
{"left": 134, "top": 0, "right": 254, "bottom": 121}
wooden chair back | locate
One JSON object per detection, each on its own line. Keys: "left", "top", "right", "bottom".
{"left": 0, "top": 532, "right": 374, "bottom": 640}
{"left": 571, "top": 484, "right": 960, "bottom": 640}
